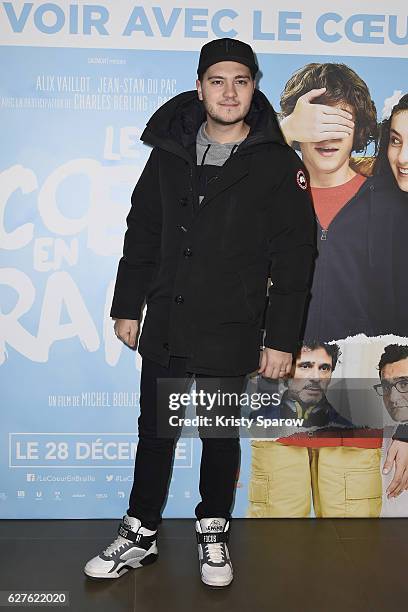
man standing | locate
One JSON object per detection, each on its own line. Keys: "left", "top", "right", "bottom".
{"left": 84, "top": 38, "right": 315, "bottom": 586}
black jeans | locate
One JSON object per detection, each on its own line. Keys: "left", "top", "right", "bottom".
{"left": 127, "top": 356, "right": 246, "bottom": 529}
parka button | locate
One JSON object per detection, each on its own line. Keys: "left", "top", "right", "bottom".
{"left": 180, "top": 197, "right": 188, "bottom": 206}
{"left": 183, "top": 248, "right": 192, "bottom": 257}
{"left": 174, "top": 295, "right": 184, "bottom": 304}
{"left": 162, "top": 342, "right": 169, "bottom": 350}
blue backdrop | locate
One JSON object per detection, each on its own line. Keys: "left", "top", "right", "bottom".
{"left": 1, "top": 0, "right": 407, "bottom": 518}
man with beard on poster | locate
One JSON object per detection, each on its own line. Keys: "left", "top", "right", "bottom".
{"left": 84, "top": 38, "right": 316, "bottom": 585}
{"left": 250, "top": 342, "right": 351, "bottom": 431}
{"left": 247, "top": 63, "right": 408, "bottom": 518}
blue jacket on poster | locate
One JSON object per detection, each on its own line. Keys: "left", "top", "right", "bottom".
{"left": 302, "top": 172, "right": 408, "bottom": 343}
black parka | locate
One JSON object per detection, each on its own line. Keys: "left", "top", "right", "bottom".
{"left": 110, "top": 89, "right": 316, "bottom": 375}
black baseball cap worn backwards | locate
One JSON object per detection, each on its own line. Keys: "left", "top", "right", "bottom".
{"left": 197, "top": 38, "right": 258, "bottom": 79}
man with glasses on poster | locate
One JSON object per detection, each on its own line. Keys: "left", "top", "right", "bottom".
{"left": 375, "top": 344, "right": 408, "bottom": 515}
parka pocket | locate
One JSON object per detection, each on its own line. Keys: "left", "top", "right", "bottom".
{"left": 213, "top": 272, "right": 255, "bottom": 325}
{"left": 238, "top": 265, "right": 268, "bottom": 322}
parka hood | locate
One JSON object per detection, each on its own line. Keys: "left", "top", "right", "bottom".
{"left": 141, "top": 89, "right": 287, "bottom": 154}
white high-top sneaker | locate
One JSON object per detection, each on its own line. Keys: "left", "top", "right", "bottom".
{"left": 84, "top": 515, "right": 158, "bottom": 579}
{"left": 195, "top": 518, "right": 233, "bottom": 587}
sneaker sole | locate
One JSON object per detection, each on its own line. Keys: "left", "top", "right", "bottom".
{"left": 200, "top": 572, "right": 233, "bottom": 588}
{"left": 84, "top": 553, "right": 158, "bottom": 579}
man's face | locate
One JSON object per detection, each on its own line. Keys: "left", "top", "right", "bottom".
{"left": 196, "top": 61, "right": 255, "bottom": 126}
{"left": 387, "top": 110, "right": 408, "bottom": 192}
{"left": 287, "top": 346, "right": 334, "bottom": 405}
{"left": 380, "top": 358, "right": 408, "bottom": 422}
{"left": 299, "top": 101, "right": 355, "bottom": 182}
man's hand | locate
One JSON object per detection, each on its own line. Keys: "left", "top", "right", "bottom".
{"left": 280, "top": 87, "right": 355, "bottom": 146}
{"left": 113, "top": 318, "right": 139, "bottom": 348}
{"left": 383, "top": 440, "right": 408, "bottom": 498}
{"left": 258, "top": 348, "right": 292, "bottom": 379}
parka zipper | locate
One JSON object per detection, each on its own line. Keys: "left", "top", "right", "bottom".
{"left": 310, "top": 178, "right": 371, "bottom": 340}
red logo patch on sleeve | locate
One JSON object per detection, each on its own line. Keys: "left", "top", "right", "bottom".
{"left": 296, "top": 169, "right": 308, "bottom": 190}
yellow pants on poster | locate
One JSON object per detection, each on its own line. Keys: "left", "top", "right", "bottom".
{"left": 247, "top": 441, "right": 382, "bottom": 518}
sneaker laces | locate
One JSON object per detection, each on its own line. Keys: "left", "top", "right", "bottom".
{"left": 204, "top": 541, "right": 226, "bottom": 564}
{"left": 103, "top": 535, "right": 130, "bottom": 557}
